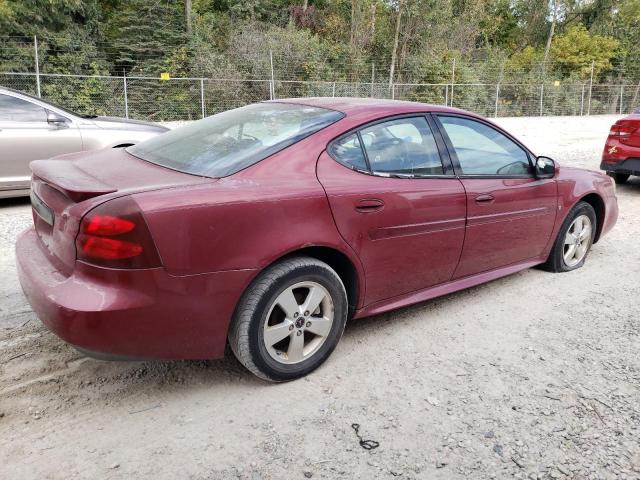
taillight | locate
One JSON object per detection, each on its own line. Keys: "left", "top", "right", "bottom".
{"left": 76, "top": 196, "right": 161, "bottom": 269}
{"left": 609, "top": 124, "right": 636, "bottom": 138}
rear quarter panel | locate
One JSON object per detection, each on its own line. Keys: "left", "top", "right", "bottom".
{"left": 134, "top": 130, "right": 368, "bottom": 306}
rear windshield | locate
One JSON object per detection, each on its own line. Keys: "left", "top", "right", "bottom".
{"left": 127, "top": 103, "right": 344, "bottom": 177}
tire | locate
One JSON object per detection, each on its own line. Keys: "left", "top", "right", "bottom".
{"left": 228, "top": 256, "right": 348, "bottom": 381}
{"left": 543, "top": 201, "right": 597, "bottom": 273}
{"left": 607, "top": 172, "right": 630, "bottom": 184}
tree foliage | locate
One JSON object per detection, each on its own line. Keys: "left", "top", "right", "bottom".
{"left": 551, "top": 25, "right": 620, "bottom": 79}
{"left": 0, "top": 0, "right": 636, "bottom": 118}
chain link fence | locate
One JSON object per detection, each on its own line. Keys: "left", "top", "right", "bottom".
{"left": 2, "top": 71, "right": 636, "bottom": 121}
{"left": 2, "top": 35, "right": 640, "bottom": 120}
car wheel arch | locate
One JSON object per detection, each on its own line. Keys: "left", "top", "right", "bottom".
{"left": 239, "top": 245, "right": 365, "bottom": 318}
{"left": 578, "top": 193, "right": 605, "bottom": 243}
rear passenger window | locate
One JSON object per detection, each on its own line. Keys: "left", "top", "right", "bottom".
{"left": 360, "top": 117, "right": 444, "bottom": 176}
{"left": 328, "top": 133, "right": 368, "bottom": 171}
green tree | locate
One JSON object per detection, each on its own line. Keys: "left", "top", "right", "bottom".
{"left": 551, "top": 24, "right": 619, "bottom": 79}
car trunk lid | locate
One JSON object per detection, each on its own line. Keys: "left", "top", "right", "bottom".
{"left": 29, "top": 148, "right": 211, "bottom": 274}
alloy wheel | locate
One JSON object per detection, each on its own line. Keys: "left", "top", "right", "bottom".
{"left": 263, "top": 281, "right": 335, "bottom": 364}
{"left": 563, "top": 214, "right": 592, "bottom": 268}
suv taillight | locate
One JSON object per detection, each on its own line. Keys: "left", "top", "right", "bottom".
{"left": 76, "top": 196, "right": 161, "bottom": 269}
{"left": 609, "top": 124, "right": 635, "bottom": 137}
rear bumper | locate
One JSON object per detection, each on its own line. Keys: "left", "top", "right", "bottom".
{"left": 600, "top": 158, "right": 640, "bottom": 176}
{"left": 16, "top": 227, "right": 255, "bottom": 360}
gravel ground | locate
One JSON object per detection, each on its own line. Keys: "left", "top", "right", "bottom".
{"left": 1, "top": 115, "right": 639, "bottom": 480}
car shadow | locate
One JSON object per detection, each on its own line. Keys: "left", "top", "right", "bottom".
{"left": 616, "top": 176, "right": 640, "bottom": 191}
{"left": 0, "top": 196, "right": 31, "bottom": 208}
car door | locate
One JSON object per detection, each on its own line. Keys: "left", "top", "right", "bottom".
{"left": 317, "top": 115, "right": 467, "bottom": 305}
{"left": 0, "top": 93, "right": 82, "bottom": 193}
{"left": 434, "top": 114, "right": 557, "bottom": 279}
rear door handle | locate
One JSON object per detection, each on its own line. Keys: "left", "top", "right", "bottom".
{"left": 355, "top": 198, "right": 384, "bottom": 212}
{"left": 475, "top": 194, "right": 495, "bottom": 204}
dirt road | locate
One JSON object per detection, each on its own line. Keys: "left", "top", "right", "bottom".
{"left": 1, "top": 115, "right": 638, "bottom": 479}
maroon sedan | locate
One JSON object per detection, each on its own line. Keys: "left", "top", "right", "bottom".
{"left": 17, "top": 98, "right": 618, "bottom": 381}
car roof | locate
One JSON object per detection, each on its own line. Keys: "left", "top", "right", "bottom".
{"left": 268, "top": 96, "right": 474, "bottom": 117}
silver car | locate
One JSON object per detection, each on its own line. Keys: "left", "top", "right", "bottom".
{"left": 0, "top": 87, "right": 169, "bottom": 198}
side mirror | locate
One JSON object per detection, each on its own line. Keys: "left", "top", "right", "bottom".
{"left": 535, "top": 156, "right": 556, "bottom": 179}
{"left": 47, "top": 111, "right": 69, "bottom": 128}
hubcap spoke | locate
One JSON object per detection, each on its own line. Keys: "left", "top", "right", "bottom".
{"left": 573, "top": 216, "right": 583, "bottom": 234}
{"left": 306, "top": 316, "right": 332, "bottom": 337}
{"left": 287, "top": 331, "right": 304, "bottom": 362}
{"left": 274, "top": 288, "right": 300, "bottom": 318}
{"left": 579, "top": 226, "right": 591, "bottom": 240}
{"left": 302, "top": 286, "right": 326, "bottom": 315}
{"left": 565, "top": 233, "right": 578, "bottom": 246}
{"left": 564, "top": 244, "right": 577, "bottom": 262}
{"left": 264, "top": 321, "right": 293, "bottom": 347}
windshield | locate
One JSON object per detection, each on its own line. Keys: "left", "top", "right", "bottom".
{"left": 127, "top": 102, "right": 344, "bottom": 177}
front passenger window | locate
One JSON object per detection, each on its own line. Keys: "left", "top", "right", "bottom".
{"left": 438, "top": 115, "right": 531, "bottom": 176}
{"left": 360, "top": 117, "right": 444, "bottom": 176}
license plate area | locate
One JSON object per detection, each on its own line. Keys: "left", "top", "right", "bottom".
{"left": 30, "top": 190, "right": 54, "bottom": 227}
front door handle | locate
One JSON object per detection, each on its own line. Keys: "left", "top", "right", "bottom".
{"left": 355, "top": 198, "right": 384, "bottom": 212}
{"left": 475, "top": 194, "right": 495, "bottom": 204}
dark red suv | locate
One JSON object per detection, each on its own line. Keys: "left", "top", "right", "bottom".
{"left": 601, "top": 112, "right": 640, "bottom": 183}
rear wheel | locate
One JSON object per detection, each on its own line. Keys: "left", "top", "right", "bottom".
{"left": 607, "top": 172, "right": 630, "bottom": 184}
{"left": 228, "top": 257, "right": 348, "bottom": 381}
{"left": 543, "top": 201, "right": 596, "bottom": 272}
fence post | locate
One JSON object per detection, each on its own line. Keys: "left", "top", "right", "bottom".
{"left": 123, "top": 72, "right": 129, "bottom": 119}
{"left": 200, "top": 78, "right": 205, "bottom": 119}
{"left": 370, "top": 64, "right": 375, "bottom": 98}
{"left": 619, "top": 84, "right": 624, "bottom": 114}
{"left": 269, "top": 50, "right": 275, "bottom": 100}
{"left": 587, "top": 61, "right": 594, "bottom": 115}
{"left": 332, "top": 81, "right": 336, "bottom": 97}
{"left": 33, "top": 36, "right": 41, "bottom": 98}
{"left": 494, "top": 83, "right": 500, "bottom": 118}
{"left": 450, "top": 59, "right": 455, "bottom": 106}
{"left": 580, "top": 84, "right": 585, "bottom": 116}
{"left": 444, "top": 84, "right": 448, "bottom": 106}
{"left": 539, "top": 83, "right": 544, "bottom": 116}
{"left": 391, "top": 83, "right": 395, "bottom": 100}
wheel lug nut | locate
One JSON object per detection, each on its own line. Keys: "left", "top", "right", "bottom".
{"left": 294, "top": 312, "right": 299, "bottom": 318}
{"left": 304, "top": 311, "right": 309, "bottom": 316}
{"left": 306, "top": 321, "right": 311, "bottom": 327}
{"left": 296, "top": 330, "right": 302, "bottom": 336}
{"left": 289, "top": 325, "right": 294, "bottom": 331}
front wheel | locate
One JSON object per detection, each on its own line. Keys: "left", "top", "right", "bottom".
{"left": 543, "top": 201, "right": 597, "bottom": 272}
{"left": 228, "top": 257, "right": 348, "bottom": 381}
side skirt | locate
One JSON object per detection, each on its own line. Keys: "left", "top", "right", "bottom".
{"left": 353, "top": 258, "right": 543, "bottom": 319}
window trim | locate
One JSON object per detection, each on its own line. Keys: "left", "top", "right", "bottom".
{"left": 326, "top": 113, "right": 455, "bottom": 179}
{"left": 433, "top": 113, "right": 536, "bottom": 179}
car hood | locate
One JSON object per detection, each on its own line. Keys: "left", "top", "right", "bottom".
{"left": 91, "top": 116, "right": 169, "bottom": 132}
